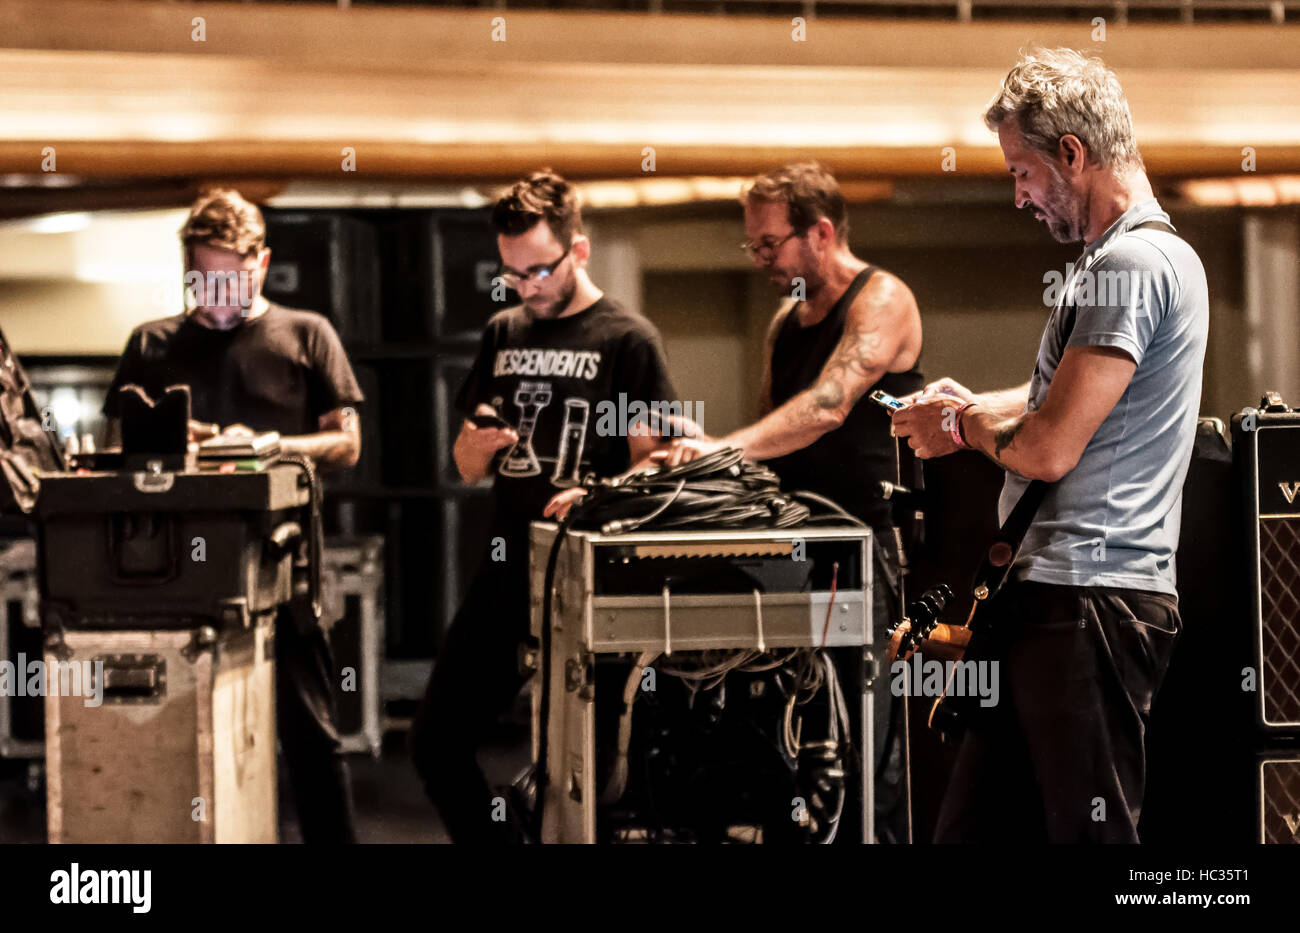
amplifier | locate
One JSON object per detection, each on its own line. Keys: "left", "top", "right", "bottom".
{"left": 261, "top": 210, "right": 380, "bottom": 345}
{"left": 1232, "top": 397, "right": 1300, "bottom": 734}
{"left": 1259, "top": 752, "right": 1300, "bottom": 844}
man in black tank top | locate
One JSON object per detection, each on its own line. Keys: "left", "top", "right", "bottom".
{"left": 658, "top": 163, "right": 924, "bottom": 842}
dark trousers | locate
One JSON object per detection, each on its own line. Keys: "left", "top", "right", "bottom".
{"left": 933, "top": 581, "right": 1181, "bottom": 843}
{"left": 409, "top": 559, "right": 531, "bottom": 844}
{"left": 275, "top": 605, "right": 358, "bottom": 843}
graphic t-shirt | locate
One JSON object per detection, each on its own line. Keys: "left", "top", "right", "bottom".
{"left": 102, "top": 303, "right": 364, "bottom": 435}
{"left": 454, "top": 296, "right": 677, "bottom": 533}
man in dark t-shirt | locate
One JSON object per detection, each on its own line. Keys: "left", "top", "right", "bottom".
{"left": 103, "top": 189, "right": 364, "bottom": 843}
{"left": 451, "top": 298, "right": 676, "bottom": 525}
{"left": 409, "top": 171, "right": 680, "bottom": 844}
{"left": 104, "top": 302, "right": 362, "bottom": 443}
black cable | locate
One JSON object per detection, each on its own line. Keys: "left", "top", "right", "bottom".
{"left": 790, "top": 490, "right": 867, "bottom": 528}
{"left": 276, "top": 452, "right": 323, "bottom": 621}
{"left": 564, "top": 448, "right": 855, "bottom": 533}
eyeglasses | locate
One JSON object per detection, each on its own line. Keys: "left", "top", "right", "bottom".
{"left": 740, "top": 229, "right": 806, "bottom": 261}
{"left": 500, "top": 246, "right": 571, "bottom": 289}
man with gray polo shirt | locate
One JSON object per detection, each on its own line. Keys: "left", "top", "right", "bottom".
{"left": 893, "top": 48, "right": 1208, "bottom": 842}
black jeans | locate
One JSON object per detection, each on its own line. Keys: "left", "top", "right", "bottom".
{"left": 409, "top": 557, "right": 531, "bottom": 844}
{"left": 275, "top": 604, "right": 358, "bottom": 843}
{"left": 932, "top": 580, "right": 1181, "bottom": 843}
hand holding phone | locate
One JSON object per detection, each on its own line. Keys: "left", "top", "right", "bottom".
{"left": 470, "top": 413, "right": 511, "bottom": 430}
{"left": 462, "top": 409, "right": 517, "bottom": 473}
{"left": 869, "top": 389, "right": 906, "bottom": 412}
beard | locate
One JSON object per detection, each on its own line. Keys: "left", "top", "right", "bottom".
{"left": 1036, "top": 165, "right": 1085, "bottom": 244}
{"left": 524, "top": 275, "right": 578, "bottom": 320}
{"left": 767, "top": 243, "right": 823, "bottom": 297}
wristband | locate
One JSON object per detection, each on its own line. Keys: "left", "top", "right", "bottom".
{"left": 949, "top": 401, "right": 976, "bottom": 449}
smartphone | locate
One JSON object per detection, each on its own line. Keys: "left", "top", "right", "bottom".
{"left": 470, "top": 413, "right": 511, "bottom": 430}
{"left": 869, "top": 389, "right": 906, "bottom": 412}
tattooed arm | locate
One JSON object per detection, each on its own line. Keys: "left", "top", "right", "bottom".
{"left": 279, "top": 407, "right": 362, "bottom": 471}
{"left": 958, "top": 346, "right": 1136, "bottom": 481}
{"left": 721, "top": 272, "right": 920, "bottom": 461}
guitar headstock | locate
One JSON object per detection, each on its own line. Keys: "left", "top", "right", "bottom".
{"left": 886, "top": 584, "right": 954, "bottom": 663}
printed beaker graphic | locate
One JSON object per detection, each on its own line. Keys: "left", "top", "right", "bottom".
{"left": 500, "top": 380, "right": 552, "bottom": 477}
{"left": 551, "top": 398, "right": 591, "bottom": 487}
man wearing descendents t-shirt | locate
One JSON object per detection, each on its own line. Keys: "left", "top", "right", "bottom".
{"left": 454, "top": 298, "right": 677, "bottom": 528}
{"left": 408, "top": 172, "right": 680, "bottom": 844}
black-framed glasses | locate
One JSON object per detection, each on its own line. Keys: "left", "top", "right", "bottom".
{"left": 500, "top": 245, "right": 571, "bottom": 289}
{"left": 740, "top": 228, "right": 806, "bottom": 261}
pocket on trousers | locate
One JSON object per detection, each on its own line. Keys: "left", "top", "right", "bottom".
{"left": 1129, "top": 613, "right": 1180, "bottom": 638}
{"left": 1098, "top": 593, "right": 1181, "bottom": 713}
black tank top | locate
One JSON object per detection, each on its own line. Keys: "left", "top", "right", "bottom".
{"left": 765, "top": 266, "right": 923, "bottom": 530}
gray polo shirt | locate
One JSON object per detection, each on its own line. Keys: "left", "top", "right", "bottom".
{"left": 998, "top": 198, "right": 1209, "bottom": 596}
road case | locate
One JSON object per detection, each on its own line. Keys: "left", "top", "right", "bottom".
{"left": 322, "top": 536, "right": 385, "bottom": 757}
{"left": 44, "top": 619, "right": 277, "bottom": 843}
{"left": 0, "top": 538, "right": 41, "bottom": 758}
{"left": 528, "top": 521, "right": 873, "bottom": 844}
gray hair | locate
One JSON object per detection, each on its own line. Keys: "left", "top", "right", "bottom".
{"left": 984, "top": 48, "right": 1144, "bottom": 173}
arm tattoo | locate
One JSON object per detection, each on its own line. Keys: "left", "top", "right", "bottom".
{"left": 812, "top": 377, "right": 846, "bottom": 410}
{"left": 993, "top": 416, "right": 1027, "bottom": 461}
{"left": 285, "top": 432, "right": 358, "bottom": 470}
{"left": 286, "top": 408, "right": 361, "bottom": 471}
{"left": 820, "top": 324, "right": 884, "bottom": 406}
{"left": 783, "top": 296, "right": 889, "bottom": 433}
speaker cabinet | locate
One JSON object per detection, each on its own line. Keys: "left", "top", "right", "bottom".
{"left": 262, "top": 211, "right": 380, "bottom": 345}
{"left": 1259, "top": 753, "right": 1300, "bottom": 844}
{"left": 1232, "top": 404, "right": 1300, "bottom": 734}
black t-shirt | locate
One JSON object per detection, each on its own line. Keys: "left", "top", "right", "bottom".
{"left": 103, "top": 303, "right": 364, "bottom": 435}
{"left": 455, "top": 296, "right": 676, "bottom": 530}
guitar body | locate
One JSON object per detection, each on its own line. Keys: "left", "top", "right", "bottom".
{"left": 887, "top": 477, "right": 1049, "bottom": 741}
{"left": 925, "top": 601, "right": 991, "bottom": 739}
